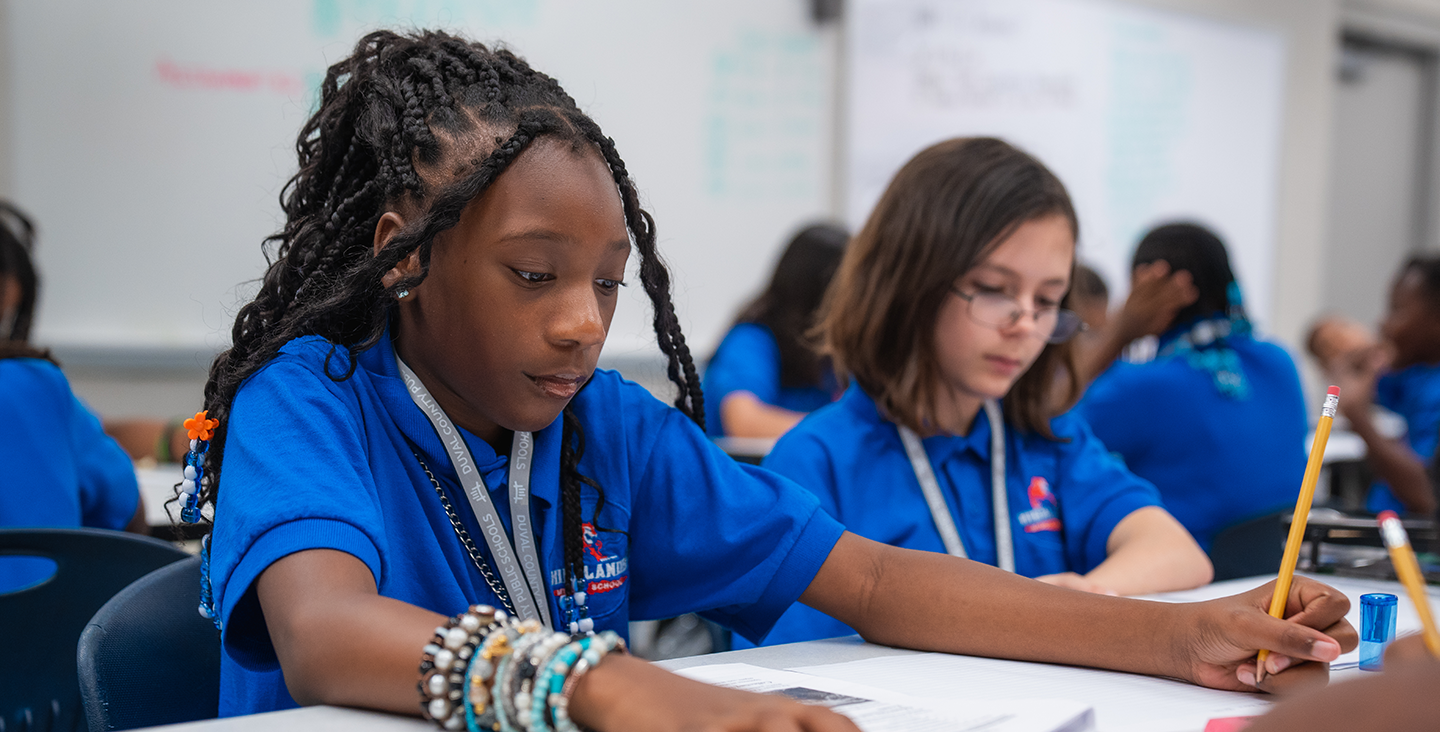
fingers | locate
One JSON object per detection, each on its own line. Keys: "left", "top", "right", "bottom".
{"left": 1280, "top": 577, "right": 1358, "bottom": 653}
{"left": 1237, "top": 658, "right": 1331, "bottom": 696}
{"left": 1035, "top": 572, "right": 1115, "bottom": 595}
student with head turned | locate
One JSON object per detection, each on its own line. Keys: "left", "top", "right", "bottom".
{"left": 198, "top": 34, "right": 1355, "bottom": 729}
{"left": 0, "top": 201, "right": 144, "bottom": 589}
{"left": 753, "top": 138, "right": 1212, "bottom": 647}
{"left": 1308, "top": 255, "right": 1440, "bottom": 516}
{"left": 1074, "top": 223, "right": 1309, "bottom": 553}
{"left": 704, "top": 223, "right": 846, "bottom": 439}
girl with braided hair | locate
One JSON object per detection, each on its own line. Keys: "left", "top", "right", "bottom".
{"left": 206, "top": 30, "right": 1355, "bottom": 730}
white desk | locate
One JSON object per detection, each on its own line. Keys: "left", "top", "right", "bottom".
{"left": 138, "top": 575, "right": 1432, "bottom": 732}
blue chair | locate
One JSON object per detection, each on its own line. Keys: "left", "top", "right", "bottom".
{"left": 78, "top": 555, "right": 220, "bottom": 731}
{"left": 0, "top": 528, "right": 188, "bottom": 732}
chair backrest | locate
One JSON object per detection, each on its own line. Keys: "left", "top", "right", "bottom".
{"left": 1207, "top": 511, "right": 1286, "bottom": 582}
{"left": 0, "top": 528, "right": 188, "bottom": 732}
{"left": 78, "top": 555, "right": 220, "bottom": 731}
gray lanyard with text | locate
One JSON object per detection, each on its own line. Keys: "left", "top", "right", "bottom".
{"left": 896, "top": 399, "right": 1014, "bottom": 573}
{"left": 397, "top": 358, "right": 553, "bottom": 628}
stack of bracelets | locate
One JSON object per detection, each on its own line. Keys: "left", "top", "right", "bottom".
{"left": 419, "top": 605, "right": 627, "bottom": 732}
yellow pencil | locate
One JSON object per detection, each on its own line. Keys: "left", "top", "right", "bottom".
{"left": 1256, "top": 385, "right": 1339, "bottom": 683}
{"left": 1377, "top": 510, "right": 1440, "bottom": 658}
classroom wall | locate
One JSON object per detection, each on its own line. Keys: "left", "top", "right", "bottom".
{"left": 1, "top": 0, "right": 1437, "bottom": 418}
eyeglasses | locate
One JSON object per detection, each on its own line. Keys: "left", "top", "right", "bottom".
{"left": 949, "top": 287, "right": 1086, "bottom": 343}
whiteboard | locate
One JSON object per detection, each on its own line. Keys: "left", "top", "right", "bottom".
{"left": 846, "top": 0, "right": 1286, "bottom": 325}
{"left": 9, "top": 0, "right": 834, "bottom": 361}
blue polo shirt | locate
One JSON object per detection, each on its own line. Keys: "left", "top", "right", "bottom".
{"left": 211, "top": 332, "right": 845, "bottom": 715}
{"left": 0, "top": 357, "right": 139, "bottom": 590}
{"left": 703, "top": 323, "right": 836, "bottom": 437}
{"left": 1368, "top": 362, "right": 1440, "bottom": 513}
{"left": 1076, "top": 333, "right": 1308, "bottom": 551}
{"left": 750, "top": 384, "right": 1160, "bottom": 645}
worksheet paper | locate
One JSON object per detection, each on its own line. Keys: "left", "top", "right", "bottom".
{"left": 679, "top": 663, "right": 1093, "bottom": 732}
{"left": 790, "top": 655, "right": 1270, "bottom": 732}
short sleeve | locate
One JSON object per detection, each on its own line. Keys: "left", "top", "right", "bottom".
{"left": 703, "top": 324, "right": 783, "bottom": 435}
{"left": 69, "top": 391, "right": 140, "bottom": 530}
{"left": 210, "top": 352, "right": 386, "bottom": 669}
{"left": 1052, "top": 415, "right": 1164, "bottom": 572}
{"left": 761, "top": 428, "right": 844, "bottom": 519}
{"left": 623, "top": 400, "right": 844, "bottom": 643}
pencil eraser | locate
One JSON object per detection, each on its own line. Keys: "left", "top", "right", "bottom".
{"left": 1327, "top": 385, "right": 1341, "bottom": 396}
{"left": 1378, "top": 510, "right": 1400, "bottom": 524}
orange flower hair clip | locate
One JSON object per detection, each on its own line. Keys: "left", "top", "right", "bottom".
{"left": 184, "top": 410, "right": 219, "bottom": 442}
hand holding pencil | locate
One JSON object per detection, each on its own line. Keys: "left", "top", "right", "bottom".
{"left": 1256, "top": 386, "right": 1340, "bottom": 684}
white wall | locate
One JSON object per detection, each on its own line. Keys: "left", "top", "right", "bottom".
{"left": 2, "top": 0, "right": 1438, "bottom": 416}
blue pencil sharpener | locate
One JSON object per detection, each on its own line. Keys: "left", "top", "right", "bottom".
{"left": 1360, "top": 593, "right": 1398, "bottom": 671}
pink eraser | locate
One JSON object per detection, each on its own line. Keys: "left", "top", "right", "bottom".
{"left": 1327, "top": 385, "right": 1341, "bottom": 396}
{"left": 1378, "top": 510, "right": 1400, "bottom": 524}
{"left": 1204, "top": 717, "right": 1257, "bottom": 732}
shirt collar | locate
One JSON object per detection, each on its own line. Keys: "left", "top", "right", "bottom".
{"left": 840, "top": 383, "right": 995, "bottom": 462}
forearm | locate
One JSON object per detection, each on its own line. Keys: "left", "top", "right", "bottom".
{"left": 802, "top": 535, "right": 1185, "bottom": 678}
{"left": 1083, "top": 507, "right": 1212, "bottom": 595}
{"left": 258, "top": 550, "right": 445, "bottom": 713}
{"left": 1072, "top": 328, "right": 1133, "bottom": 389}
{"left": 1349, "top": 409, "right": 1436, "bottom": 514}
{"left": 720, "top": 392, "right": 806, "bottom": 439}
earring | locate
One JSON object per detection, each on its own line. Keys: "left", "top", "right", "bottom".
{"left": 396, "top": 289, "right": 410, "bottom": 300}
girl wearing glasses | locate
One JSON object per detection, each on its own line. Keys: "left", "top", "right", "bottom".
{"left": 749, "top": 137, "right": 1212, "bottom": 646}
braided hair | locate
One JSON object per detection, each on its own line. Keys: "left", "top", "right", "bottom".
{"left": 200, "top": 29, "right": 703, "bottom": 601}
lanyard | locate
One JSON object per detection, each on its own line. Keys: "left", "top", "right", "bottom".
{"left": 897, "top": 399, "right": 1014, "bottom": 573}
{"left": 397, "top": 358, "right": 553, "bottom": 628}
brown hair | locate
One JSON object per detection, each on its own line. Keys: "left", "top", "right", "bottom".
{"left": 818, "top": 137, "right": 1078, "bottom": 438}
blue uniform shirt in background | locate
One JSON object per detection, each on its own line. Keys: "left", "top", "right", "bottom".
{"left": 0, "top": 357, "right": 139, "bottom": 590}
{"left": 1076, "top": 332, "right": 1308, "bottom": 551}
{"left": 703, "top": 323, "right": 836, "bottom": 437}
{"left": 748, "top": 384, "right": 1160, "bottom": 646}
{"left": 210, "top": 331, "right": 845, "bottom": 715}
{"left": 1367, "top": 362, "right": 1440, "bottom": 513}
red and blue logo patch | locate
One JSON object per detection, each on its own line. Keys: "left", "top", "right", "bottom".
{"left": 1017, "top": 477, "right": 1061, "bottom": 533}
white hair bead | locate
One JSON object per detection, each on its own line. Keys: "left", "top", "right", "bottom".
{"left": 578, "top": 617, "right": 594, "bottom": 634}
{"left": 181, "top": 479, "right": 197, "bottom": 495}
{"left": 183, "top": 465, "right": 197, "bottom": 480}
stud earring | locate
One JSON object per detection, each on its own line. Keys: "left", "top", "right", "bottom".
{"left": 396, "top": 289, "right": 410, "bottom": 300}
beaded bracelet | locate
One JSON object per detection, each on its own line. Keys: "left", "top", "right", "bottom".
{"left": 419, "top": 605, "right": 504, "bottom": 729}
{"left": 491, "top": 622, "right": 548, "bottom": 732}
{"left": 512, "top": 632, "right": 571, "bottom": 731}
{"left": 549, "top": 631, "right": 625, "bottom": 732}
{"left": 498, "top": 630, "right": 554, "bottom": 732}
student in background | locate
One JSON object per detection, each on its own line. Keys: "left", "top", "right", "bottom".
{"left": 197, "top": 35, "right": 1353, "bottom": 728}
{"left": 0, "top": 201, "right": 143, "bottom": 588}
{"left": 756, "top": 138, "right": 1211, "bottom": 646}
{"left": 1075, "top": 224, "right": 1308, "bottom": 553}
{"left": 1308, "top": 255, "right": 1440, "bottom": 516}
{"left": 1068, "top": 255, "right": 1201, "bottom": 396}
{"left": 1069, "top": 263, "right": 1110, "bottom": 333}
{"left": 703, "top": 223, "right": 846, "bottom": 438}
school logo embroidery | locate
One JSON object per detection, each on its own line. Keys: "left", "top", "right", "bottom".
{"left": 580, "top": 522, "right": 628, "bottom": 594}
{"left": 1017, "top": 477, "right": 1062, "bottom": 533}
